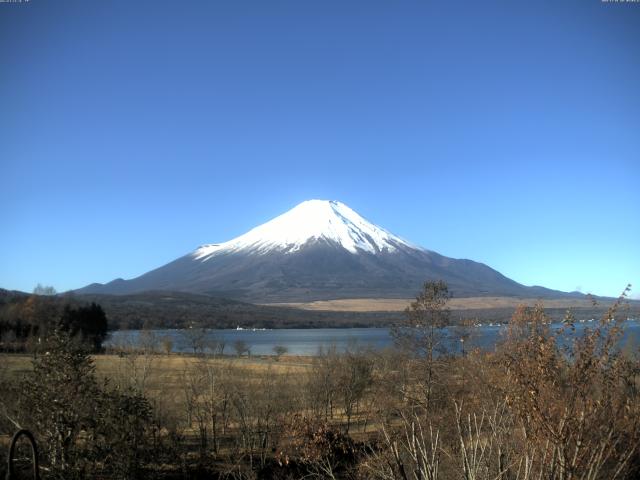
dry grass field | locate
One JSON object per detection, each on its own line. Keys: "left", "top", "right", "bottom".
{"left": 0, "top": 352, "right": 313, "bottom": 417}
{"left": 0, "top": 350, "right": 377, "bottom": 444}
{"left": 266, "top": 296, "right": 606, "bottom": 312}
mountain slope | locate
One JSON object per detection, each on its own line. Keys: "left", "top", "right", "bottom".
{"left": 77, "top": 200, "right": 576, "bottom": 302}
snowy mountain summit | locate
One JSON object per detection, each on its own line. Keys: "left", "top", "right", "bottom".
{"left": 193, "top": 200, "right": 415, "bottom": 260}
{"left": 77, "top": 200, "right": 572, "bottom": 302}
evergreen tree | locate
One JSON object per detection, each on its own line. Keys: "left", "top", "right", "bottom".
{"left": 18, "top": 329, "right": 101, "bottom": 477}
{"left": 59, "top": 303, "right": 108, "bottom": 352}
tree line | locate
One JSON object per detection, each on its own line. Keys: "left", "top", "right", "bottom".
{"left": 0, "top": 291, "right": 108, "bottom": 352}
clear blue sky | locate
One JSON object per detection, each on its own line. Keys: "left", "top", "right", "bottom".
{"left": 1, "top": 0, "right": 638, "bottom": 298}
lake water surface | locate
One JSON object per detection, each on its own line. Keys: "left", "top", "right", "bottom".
{"left": 107, "top": 319, "right": 640, "bottom": 356}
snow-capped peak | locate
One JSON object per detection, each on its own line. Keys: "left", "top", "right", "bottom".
{"left": 193, "top": 200, "right": 416, "bottom": 260}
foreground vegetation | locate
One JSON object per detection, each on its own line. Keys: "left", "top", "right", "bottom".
{"left": 1, "top": 283, "right": 639, "bottom": 479}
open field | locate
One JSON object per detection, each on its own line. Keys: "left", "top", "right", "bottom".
{"left": 266, "top": 296, "right": 624, "bottom": 312}
{"left": 1, "top": 352, "right": 313, "bottom": 424}
{"left": 0, "top": 352, "right": 313, "bottom": 382}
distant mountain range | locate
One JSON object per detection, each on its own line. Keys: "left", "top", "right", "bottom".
{"left": 77, "top": 200, "right": 581, "bottom": 302}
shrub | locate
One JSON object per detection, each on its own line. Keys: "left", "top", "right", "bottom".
{"left": 16, "top": 329, "right": 153, "bottom": 479}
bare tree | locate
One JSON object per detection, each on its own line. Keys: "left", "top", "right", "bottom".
{"left": 32, "top": 283, "right": 57, "bottom": 296}
{"left": 183, "top": 326, "right": 207, "bottom": 355}
{"left": 234, "top": 340, "right": 250, "bottom": 357}
{"left": 307, "top": 345, "right": 340, "bottom": 421}
{"left": 273, "top": 345, "right": 288, "bottom": 360}
{"left": 391, "top": 280, "right": 451, "bottom": 412}
{"left": 205, "top": 335, "right": 226, "bottom": 357}
{"left": 160, "top": 335, "right": 173, "bottom": 355}
{"left": 362, "top": 410, "right": 441, "bottom": 480}
{"left": 337, "top": 347, "right": 374, "bottom": 433}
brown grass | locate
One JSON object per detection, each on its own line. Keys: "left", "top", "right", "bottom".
{"left": 265, "top": 296, "right": 604, "bottom": 312}
{"left": 0, "top": 352, "right": 312, "bottom": 416}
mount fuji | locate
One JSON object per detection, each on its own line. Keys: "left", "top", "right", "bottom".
{"left": 77, "top": 200, "right": 572, "bottom": 302}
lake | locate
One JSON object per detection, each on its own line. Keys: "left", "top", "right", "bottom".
{"left": 106, "top": 318, "right": 640, "bottom": 356}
